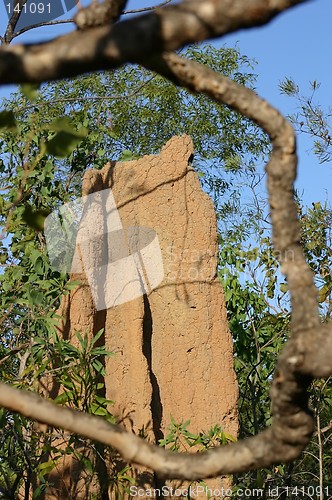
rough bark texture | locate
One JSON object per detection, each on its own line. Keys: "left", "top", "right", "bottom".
{"left": 42, "top": 135, "right": 238, "bottom": 498}
{"left": 0, "top": 0, "right": 310, "bottom": 81}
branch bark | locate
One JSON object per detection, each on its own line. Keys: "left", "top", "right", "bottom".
{"left": 3, "top": 0, "right": 28, "bottom": 44}
{"left": 0, "top": 0, "right": 311, "bottom": 84}
{"left": 73, "top": 0, "right": 128, "bottom": 29}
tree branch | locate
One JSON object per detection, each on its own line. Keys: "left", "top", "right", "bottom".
{"left": 73, "top": 0, "right": 128, "bottom": 30}
{"left": 2, "top": 1, "right": 175, "bottom": 44}
{"left": 0, "top": 378, "right": 313, "bottom": 479}
{"left": 0, "top": 0, "right": 312, "bottom": 85}
{"left": 123, "top": 0, "right": 174, "bottom": 15}
{"left": 3, "top": 0, "right": 28, "bottom": 44}
{"left": 0, "top": 51, "right": 331, "bottom": 478}
{"left": 9, "top": 19, "right": 74, "bottom": 42}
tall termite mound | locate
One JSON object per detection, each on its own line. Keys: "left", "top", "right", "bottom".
{"left": 41, "top": 136, "right": 238, "bottom": 499}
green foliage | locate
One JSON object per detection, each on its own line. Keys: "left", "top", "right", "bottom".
{"left": 44, "top": 117, "right": 88, "bottom": 158}
{"left": 1, "top": 44, "right": 268, "bottom": 225}
{"left": 219, "top": 199, "right": 332, "bottom": 492}
{"left": 40, "top": 329, "right": 115, "bottom": 417}
{"left": 160, "top": 417, "right": 236, "bottom": 452}
{"left": 280, "top": 77, "right": 332, "bottom": 163}
{"left": 299, "top": 200, "right": 332, "bottom": 316}
{"left": 218, "top": 232, "right": 290, "bottom": 438}
{"left": 0, "top": 110, "right": 17, "bottom": 130}
{"left": 0, "top": 329, "right": 114, "bottom": 498}
{"left": 279, "top": 76, "right": 299, "bottom": 96}
{"left": 108, "top": 465, "right": 136, "bottom": 500}
{"left": 22, "top": 205, "right": 50, "bottom": 231}
{"left": 157, "top": 417, "right": 236, "bottom": 498}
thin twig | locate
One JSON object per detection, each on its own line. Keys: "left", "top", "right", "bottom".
{"left": 10, "top": 19, "right": 74, "bottom": 41}
{"left": 123, "top": 0, "right": 174, "bottom": 14}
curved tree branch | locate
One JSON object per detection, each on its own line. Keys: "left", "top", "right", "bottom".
{"left": 123, "top": 0, "right": 174, "bottom": 15}
{"left": 1, "top": 1, "right": 176, "bottom": 44}
{"left": 0, "top": 50, "right": 331, "bottom": 478}
{"left": 3, "top": 0, "right": 28, "bottom": 44}
{"left": 8, "top": 19, "right": 74, "bottom": 42}
{"left": 0, "top": 0, "right": 312, "bottom": 85}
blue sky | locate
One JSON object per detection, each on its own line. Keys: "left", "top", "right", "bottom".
{"left": 0, "top": 0, "right": 331, "bottom": 207}
{"left": 223, "top": 0, "right": 332, "bottom": 206}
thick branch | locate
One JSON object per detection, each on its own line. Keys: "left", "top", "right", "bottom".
{"left": 0, "top": 380, "right": 314, "bottom": 478}
{"left": 1, "top": 53, "right": 331, "bottom": 477}
{"left": 73, "top": 0, "right": 128, "bottom": 29}
{"left": 0, "top": 0, "right": 311, "bottom": 84}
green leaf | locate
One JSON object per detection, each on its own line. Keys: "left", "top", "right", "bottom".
{"left": 81, "top": 456, "right": 94, "bottom": 474}
{"left": 22, "top": 205, "right": 50, "bottom": 231}
{"left": 28, "top": 289, "right": 44, "bottom": 305}
{"left": 2, "top": 282, "right": 12, "bottom": 291}
{"left": 90, "top": 404, "right": 107, "bottom": 416}
{"left": 54, "top": 392, "right": 70, "bottom": 405}
{"left": 92, "top": 359, "right": 104, "bottom": 373}
{"left": 119, "top": 149, "right": 134, "bottom": 161}
{"left": 45, "top": 130, "right": 87, "bottom": 158}
{"left": 20, "top": 83, "right": 40, "bottom": 101}
{"left": 91, "top": 328, "right": 105, "bottom": 347}
{"left": 33, "top": 484, "right": 47, "bottom": 498}
{"left": 37, "top": 459, "right": 56, "bottom": 478}
{"left": 65, "top": 280, "right": 81, "bottom": 290}
{"left": 279, "top": 77, "right": 298, "bottom": 96}
{"left": 0, "top": 110, "right": 17, "bottom": 130}
{"left": 47, "top": 117, "right": 86, "bottom": 134}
